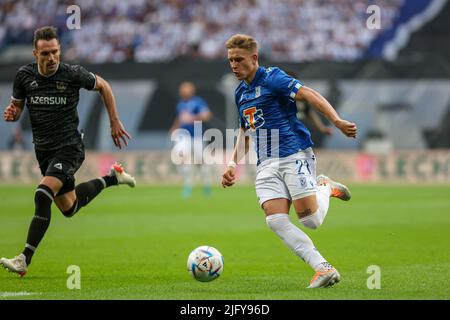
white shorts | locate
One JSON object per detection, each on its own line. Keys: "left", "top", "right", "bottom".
{"left": 255, "top": 148, "right": 317, "bottom": 207}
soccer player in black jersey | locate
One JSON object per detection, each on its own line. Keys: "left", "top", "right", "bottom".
{"left": 0, "top": 26, "right": 136, "bottom": 276}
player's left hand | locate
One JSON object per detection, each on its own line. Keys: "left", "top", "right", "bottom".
{"left": 335, "top": 119, "right": 357, "bottom": 138}
{"left": 110, "top": 120, "right": 131, "bottom": 149}
{"left": 321, "top": 127, "right": 333, "bottom": 136}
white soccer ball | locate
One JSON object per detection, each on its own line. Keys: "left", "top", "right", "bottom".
{"left": 187, "top": 245, "right": 224, "bottom": 282}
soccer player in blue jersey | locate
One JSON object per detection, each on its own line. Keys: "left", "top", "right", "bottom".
{"left": 221, "top": 34, "right": 357, "bottom": 288}
{"left": 170, "top": 81, "right": 213, "bottom": 198}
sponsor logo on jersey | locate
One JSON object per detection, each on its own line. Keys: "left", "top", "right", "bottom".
{"left": 30, "top": 80, "right": 38, "bottom": 89}
{"left": 243, "top": 106, "right": 265, "bottom": 130}
{"left": 53, "top": 163, "right": 62, "bottom": 170}
{"left": 29, "top": 96, "right": 67, "bottom": 105}
{"left": 56, "top": 81, "right": 67, "bottom": 91}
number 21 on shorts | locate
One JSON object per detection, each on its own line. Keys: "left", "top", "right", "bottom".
{"left": 296, "top": 159, "right": 311, "bottom": 175}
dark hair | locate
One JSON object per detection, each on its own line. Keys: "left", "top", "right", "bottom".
{"left": 33, "top": 26, "right": 59, "bottom": 48}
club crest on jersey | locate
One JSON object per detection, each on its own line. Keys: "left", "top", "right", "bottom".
{"left": 30, "top": 80, "right": 38, "bottom": 89}
{"left": 255, "top": 86, "right": 261, "bottom": 98}
{"left": 56, "top": 81, "right": 67, "bottom": 91}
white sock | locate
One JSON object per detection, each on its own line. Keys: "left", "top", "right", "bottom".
{"left": 299, "top": 185, "right": 330, "bottom": 229}
{"left": 200, "top": 164, "right": 211, "bottom": 188}
{"left": 182, "top": 164, "right": 192, "bottom": 188}
{"left": 266, "top": 213, "right": 326, "bottom": 270}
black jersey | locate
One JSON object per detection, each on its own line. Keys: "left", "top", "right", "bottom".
{"left": 12, "top": 62, "right": 96, "bottom": 151}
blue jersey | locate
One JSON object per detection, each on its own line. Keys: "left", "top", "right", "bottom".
{"left": 176, "top": 96, "right": 210, "bottom": 137}
{"left": 235, "top": 66, "right": 313, "bottom": 164}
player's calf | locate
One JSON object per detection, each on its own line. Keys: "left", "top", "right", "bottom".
{"left": 3, "top": 184, "right": 55, "bottom": 271}
{"left": 59, "top": 163, "right": 136, "bottom": 218}
{"left": 22, "top": 184, "right": 54, "bottom": 265}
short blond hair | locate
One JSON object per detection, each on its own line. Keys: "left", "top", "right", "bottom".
{"left": 225, "top": 34, "right": 258, "bottom": 53}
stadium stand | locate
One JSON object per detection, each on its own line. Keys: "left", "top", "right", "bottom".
{"left": 396, "top": 0, "right": 450, "bottom": 63}
{"left": 0, "top": 0, "right": 449, "bottom": 152}
{"left": 0, "top": 0, "right": 404, "bottom": 63}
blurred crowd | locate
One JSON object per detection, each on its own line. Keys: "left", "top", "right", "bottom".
{"left": 0, "top": 0, "right": 403, "bottom": 63}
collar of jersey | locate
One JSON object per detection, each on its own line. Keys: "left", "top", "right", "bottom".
{"left": 37, "top": 62, "right": 60, "bottom": 78}
{"left": 181, "top": 96, "right": 196, "bottom": 104}
{"left": 243, "top": 66, "right": 265, "bottom": 89}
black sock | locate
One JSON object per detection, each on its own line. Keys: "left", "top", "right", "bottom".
{"left": 23, "top": 247, "right": 35, "bottom": 265}
{"left": 102, "top": 175, "right": 118, "bottom": 187}
{"left": 23, "top": 184, "right": 53, "bottom": 265}
{"left": 76, "top": 179, "right": 104, "bottom": 207}
{"left": 63, "top": 177, "right": 112, "bottom": 218}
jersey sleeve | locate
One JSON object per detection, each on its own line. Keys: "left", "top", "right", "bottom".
{"left": 72, "top": 65, "right": 96, "bottom": 90}
{"left": 12, "top": 70, "right": 27, "bottom": 101}
{"left": 195, "top": 97, "right": 210, "bottom": 113}
{"left": 267, "top": 67, "right": 303, "bottom": 101}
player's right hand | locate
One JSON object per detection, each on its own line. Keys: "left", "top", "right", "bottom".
{"left": 110, "top": 119, "right": 131, "bottom": 149}
{"left": 179, "top": 112, "right": 196, "bottom": 124}
{"left": 3, "top": 103, "right": 19, "bottom": 122}
{"left": 221, "top": 167, "right": 236, "bottom": 188}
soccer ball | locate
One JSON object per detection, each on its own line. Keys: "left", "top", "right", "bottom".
{"left": 187, "top": 246, "right": 224, "bottom": 282}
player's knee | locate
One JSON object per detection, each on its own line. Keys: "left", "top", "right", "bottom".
{"left": 300, "top": 216, "right": 320, "bottom": 229}
{"left": 266, "top": 217, "right": 277, "bottom": 231}
{"left": 61, "top": 208, "right": 74, "bottom": 218}
{"left": 61, "top": 200, "right": 78, "bottom": 218}
{"left": 265, "top": 213, "right": 289, "bottom": 231}
{"left": 299, "top": 210, "right": 321, "bottom": 230}
{"left": 56, "top": 177, "right": 75, "bottom": 197}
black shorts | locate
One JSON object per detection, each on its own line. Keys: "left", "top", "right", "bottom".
{"left": 35, "top": 142, "right": 85, "bottom": 196}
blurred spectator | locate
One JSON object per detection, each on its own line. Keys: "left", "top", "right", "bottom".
{"left": 8, "top": 126, "right": 25, "bottom": 151}
{"left": 0, "top": 0, "right": 404, "bottom": 63}
{"left": 169, "top": 81, "right": 213, "bottom": 198}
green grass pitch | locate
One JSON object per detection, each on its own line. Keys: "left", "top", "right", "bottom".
{"left": 0, "top": 184, "right": 449, "bottom": 300}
